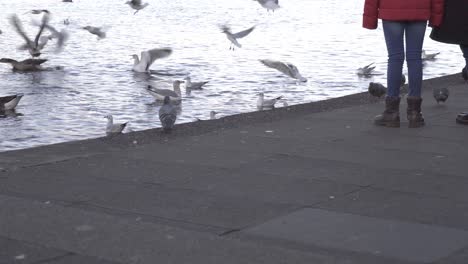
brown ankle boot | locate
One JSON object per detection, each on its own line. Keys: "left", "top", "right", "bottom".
{"left": 407, "top": 96, "right": 425, "bottom": 128}
{"left": 374, "top": 96, "right": 400, "bottom": 127}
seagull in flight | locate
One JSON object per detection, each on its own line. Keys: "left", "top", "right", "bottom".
{"left": 126, "top": 0, "right": 149, "bottom": 14}
{"left": 82, "top": 26, "right": 108, "bottom": 40}
{"left": 131, "top": 48, "right": 172, "bottom": 73}
{"left": 220, "top": 25, "right": 255, "bottom": 50}
{"left": 254, "top": 0, "right": 280, "bottom": 12}
{"left": 259, "top": 59, "right": 307, "bottom": 82}
{"left": 10, "top": 13, "right": 50, "bottom": 57}
{"left": 24, "top": 9, "right": 50, "bottom": 15}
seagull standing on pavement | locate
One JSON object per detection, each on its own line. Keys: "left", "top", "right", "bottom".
{"left": 131, "top": 48, "right": 172, "bottom": 73}
{"left": 104, "top": 115, "right": 128, "bottom": 134}
{"left": 257, "top": 92, "right": 282, "bottom": 109}
{"left": 126, "top": 0, "right": 149, "bottom": 14}
{"left": 220, "top": 25, "right": 255, "bottom": 50}
{"left": 259, "top": 59, "right": 307, "bottom": 82}
{"left": 159, "top": 96, "right": 178, "bottom": 132}
{"left": 254, "top": 0, "right": 280, "bottom": 12}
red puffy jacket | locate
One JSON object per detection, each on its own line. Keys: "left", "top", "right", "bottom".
{"left": 363, "top": 0, "right": 445, "bottom": 29}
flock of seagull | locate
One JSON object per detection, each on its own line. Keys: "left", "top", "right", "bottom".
{"left": 0, "top": 0, "right": 310, "bottom": 134}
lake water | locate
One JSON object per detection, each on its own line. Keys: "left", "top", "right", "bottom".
{"left": 0, "top": 0, "right": 464, "bottom": 152}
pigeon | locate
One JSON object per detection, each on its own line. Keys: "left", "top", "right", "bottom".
{"left": 0, "top": 58, "right": 47, "bottom": 71}
{"left": 0, "top": 94, "right": 24, "bottom": 111}
{"left": 104, "top": 115, "right": 128, "bottom": 134}
{"left": 433, "top": 87, "right": 449, "bottom": 104}
{"left": 220, "top": 25, "right": 255, "bottom": 50}
{"left": 184, "top": 76, "right": 208, "bottom": 90}
{"left": 422, "top": 50, "right": 440, "bottom": 61}
{"left": 357, "top": 62, "right": 376, "bottom": 76}
{"left": 368, "top": 82, "right": 386, "bottom": 98}
{"left": 147, "top": 80, "right": 182, "bottom": 101}
{"left": 159, "top": 96, "right": 178, "bottom": 132}
{"left": 82, "top": 26, "right": 107, "bottom": 39}
{"left": 126, "top": 0, "right": 149, "bottom": 14}
{"left": 10, "top": 13, "right": 50, "bottom": 57}
{"left": 257, "top": 92, "right": 282, "bottom": 109}
{"left": 259, "top": 59, "right": 307, "bottom": 82}
{"left": 253, "top": 0, "right": 280, "bottom": 12}
{"left": 401, "top": 74, "right": 406, "bottom": 87}
{"left": 131, "top": 48, "right": 172, "bottom": 73}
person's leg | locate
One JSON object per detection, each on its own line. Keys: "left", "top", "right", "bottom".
{"left": 405, "top": 21, "right": 426, "bottom": 97}
{"left": 382, "top": 20, "right": 405, "bottom": 97}
{"left": 405, "top": 21, "right": 427, "bottom": 127}
{"left": 373, "top": 20, "right": 404, "bottom": 127}
{"left": 460, "top": 44, "right": 468, "bottom": 80}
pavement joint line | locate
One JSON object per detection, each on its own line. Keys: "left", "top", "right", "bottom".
{"left": 32, "top": 252, "right": 76, "bottom": 264}
{"left": 70, "top": 201, "right": 235, "bottom": 232}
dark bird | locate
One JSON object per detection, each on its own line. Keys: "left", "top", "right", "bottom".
{"left": 10, "top": 13, "right": 50, "bottom": 57}
{"left": 0, "top": 58, "right": 47, "bottom": 71}
{"left": 0, "top": 94, "right": 24, "bottom": 111}
{"left": 24, "top": 9, "right": 50, "bottom": 15}
{"left": 126, "top": 0, "right": 149, "bottom": 14}
{"left": 159, "top": 96, "right": 178, "bottom": 133}
{"left": 433, "top": 87, "right": 449, "bottom": 104}
{"left": 368, "top": 82, "right": 387, "bottom": 98}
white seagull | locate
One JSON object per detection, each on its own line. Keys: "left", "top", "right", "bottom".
{"left": 131, "top": 48, "right": 172, "bottom": 73}
{"left": 259, "top": 59, "right": 307, "bottom": 82}
{"left": 220, "top": 25, "right": 255, "bottom": 50}
{"left": 184, "top": 76, "right": 208, "bottom": 90}
{"left": 147, "top": 80, "right": 182, "bottom": 101}
{"left": 254, "top": 0, "right": 280, "bottom": 12}
{"left": 126, "top": 0, "right": 149, "bottom": 14}
{"left": 257, "top": 92, "right": 282, "bottom": 109}
{"left": 159, "top": 96, "right": 178, "bottom": 132}
{"left": 0, "top": 94, "right": 24, "bottom": 111}
{"left": 104, "top": 115, "right": 128, "bottom": 134}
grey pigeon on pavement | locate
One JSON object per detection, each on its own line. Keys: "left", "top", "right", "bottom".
{"left": 159, "top": 96, "right": 178, "bottom": 132}
{"left": 368, "top": 82, "right": 386, "bottom": 98}
{"left": 433, "top": 87, "right": 449, "bottom": 104}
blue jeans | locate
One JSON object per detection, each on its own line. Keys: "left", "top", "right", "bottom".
{"left": 382, "top": 20, "right": 427, "bottom": 97}
{"left": 461, "top": 44, "right": 468, "bottom": 69}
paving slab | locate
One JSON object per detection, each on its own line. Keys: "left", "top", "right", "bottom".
{"left": 244, "top": 208, "right": 468, "bottom": 263}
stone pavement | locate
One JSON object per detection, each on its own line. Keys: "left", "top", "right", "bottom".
{"left": 0, "top": 74, "right": 467, "bottom": 264}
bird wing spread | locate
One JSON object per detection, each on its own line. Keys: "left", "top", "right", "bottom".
{"left": 142, "top": 48, "right": 172, "bottom": 71}
{"left": 0, "top": 95, "right": 19, "bottom": 104}
{"left": 232, "top": 26, "right": 255, "bottom": 38}
{"left": 10, "top": 15, "right": 34, "bottom": 48}
{"left": 260, "top": 59, "right": 294, "bottom": 78}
